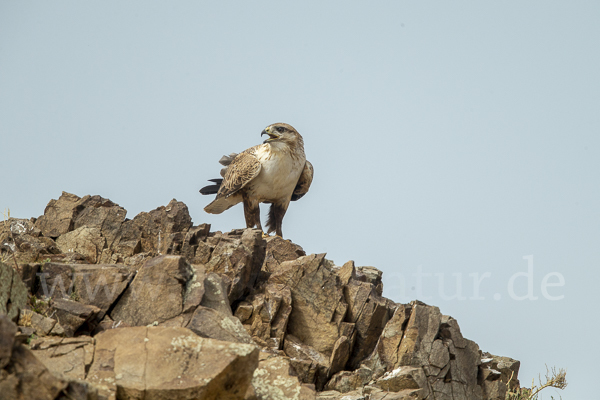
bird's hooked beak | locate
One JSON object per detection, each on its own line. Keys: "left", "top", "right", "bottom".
{"left": 261, "top": 126, "right": 280, "bottom": 143}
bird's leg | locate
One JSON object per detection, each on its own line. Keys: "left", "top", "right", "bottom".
{"left": 267, "top": 203, "right": 287, "bottom": 238}
{"left": 254, "top": 210, "right": 263, "bottom": 232}
{"left": 242, "top": 196, "right": 263, "bottom": 233}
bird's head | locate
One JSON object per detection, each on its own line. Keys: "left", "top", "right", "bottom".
{"left": 261, "top": 123, "right": 303, "bottom": 148}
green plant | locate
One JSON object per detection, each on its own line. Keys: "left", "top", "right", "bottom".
{"left": 26, "top": 333, "right": 37, "bottom": 345}
{"left": 29, "top": 295, "right": 49, "bottom": 316}
{"left": 506, "top": 366, "right": 567, "bottom": 400}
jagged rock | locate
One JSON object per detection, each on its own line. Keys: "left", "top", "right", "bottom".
{"left": 183, "top": 263, "right": 207, "bottom": 313}
{"left": 396, "top": 302, "right": 443, "bottom": 367}
{"left": 337, "top": 260, "right": 357, "bottom": 286}
{"left": 34, "top": 192, "right": 82, "bottom": 238}
{"left": 18, "top": 263, "right": 40, "bottom": 292}
{"left": 72, "top": 195, "right": 127, "bottom": 249}
{"left": 86, "top": 326, "right": 258, "bottom": 400}
{"left": 200, "top": 272, "right": 231, "bottom": 316}
{"left": 56, "top": 226, "right": 105, "bottom": 264}
{"left": 439, "top": 314, "right": 467, "bottom": 348}
{"left": 262, "top": 235, "right": 305, "bottom": 273}
{"left": 364, "top": 301, "right": 490, "bottom": 399}
{"left": 270, "top": 254, "right": 347, "bottom": 356}
{"left": 0, "top": 313, "right": 17, "bottom": 368}
{"left": 18, "top": 309, "right": 57, "bottom": 336}
{"left": 0, "top": 315, "right": 97, "bottom": 400}
{"left": 251, "top": 353, "right": 316, "bottom": 400}
{"left": 242, "top": 283, "right": 292, "bottom": 349}
{"left": 0, "top": 262, "right": 28, "bottom": 322}
{"left": 480, "top": 378, "right": 507, "bottom": 400}
{"left": 329, "top": 335, "right": 351, "bottom": 377}
{"left": 30, "top": 336, "right": 95, "bottom": 381}
{"left": 35, "top": 262, "right": 133, "bottom": 322}
{"left": 343, "top": 263, "right": 391, "bottom": 369}
{"left": 355, "top": 266, "right": 384, "bottom": 296}
{"left": 181, "top": 224, "right": 211, "bottom": 263}
{"left": 70, "top": 264, "right": 134, "bottom": 319}
{"left": 103, "top": 199, "right": 192, "bottom": 263}
{"left": 373, "top": 366, "right": 428, "bottom": 396}
{"left": 36, "top": 262, "right": 74, "bottom": 300}
{"left": 187, "top": 305, "right": 255, "bottom": 344}
{"left": 51, "top": 298, "right": 102, "bottom": 337}
{"left": 377, "top": 303, "right": 412, "bottom": 369}
{"left": 110, "top": 255, "right": 193, "bottom": 326}
{"left": 480, "top": 352, "right": 520, "bottom": 396}
{"left": 204, "top": 229, "right": 265, "bottom": 304}
{"left": 234, "top": 301, "right": 253, "bottom": 323}
{"left": 324, "top": 366, "right": 373, "bottom": 393}
{"left": 2, "top": 223, "right": 61, "bottom": 264}
{"left": 284, "top": 334, "right": 330, "bottom": 389}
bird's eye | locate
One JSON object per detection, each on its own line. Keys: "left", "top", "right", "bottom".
{"left": 275, "top": 126, "right": 285, "bottom": 133}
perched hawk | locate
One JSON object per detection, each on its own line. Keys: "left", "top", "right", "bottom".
{"left": 200, "top": 123, "right": 313, "bottom": 238}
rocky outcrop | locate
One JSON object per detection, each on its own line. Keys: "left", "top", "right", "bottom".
{"left": 0, "top": 192, "right": 522, "bottom": 399}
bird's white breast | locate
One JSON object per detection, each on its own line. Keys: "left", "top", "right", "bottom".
{"left": 248, "top": 144, "right": 304, "bottom": 203}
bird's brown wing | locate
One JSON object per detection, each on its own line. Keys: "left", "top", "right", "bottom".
{"left": 291, "top": 160, "right": 313, "bottom": 201}
{"left": 217, "top": 147, "right": 262, "bottom": 199}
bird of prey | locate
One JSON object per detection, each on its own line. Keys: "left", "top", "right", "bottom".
{"left": 200, "top": 122, "right": 313, "bottom": 238}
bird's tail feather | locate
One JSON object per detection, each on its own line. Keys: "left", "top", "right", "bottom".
{"left": 204, "top": 194, "right": 242, "bottom": 214}
{"left": 199, "top": 179, "right": 223, "bottom": 195}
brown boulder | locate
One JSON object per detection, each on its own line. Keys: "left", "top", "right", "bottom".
{"left": 269, "top": 254, "right": 347, "bottom": 356}
{"left": 200, "top": 271, "right": 231, "bottom": 316}
{"left": 36, "top": 262, "right": 74, "bottom": 300}
{"left": 284, "top": 334, "right": 330, "bottom": 389}
{"left": 30, "top": 336, "right": 95, "bottom": 381}
{"left": 180, "top": 224, "right": 211, "bottom": 263}
{"left": 343, "top": 270, "right": 391, "bottom": 369}
{"left": 204, "top": 229, "right": 265, "bottom": 303}
{"left": 110, "top": 255, "right": 193, "bottom": 326}
{"left": 72, "top": 195, "right": 127, "bottom": 249}
{"left": 241, "top": 283, "right": 292, "bottom": 349}
{"left": 252, "top": 353, "right": 316, "bottom": 400}
{"left": 104, "top": 199, "right": 192, "bottom": 263}
{"left": 70, "top": 264, "right": 134, "bottom": 319}
{"left": 324, "top": 365, "right": 374, "bottom": 393}
{"left": 187, "top": 305, "right": 255, "bottom": 344}
{"left": 51, "top": 298, "right": 102, "bottom": 337}
{"left": 262, "top": 235, "right": 306, "bottom": 273}
{"left": 86, "top": 326, "right": 259, "bottom": 400}
{"left": 34, "top": 192, "right": 82, "bottom": 238}
{"left": 56, "top": 227, "right": 105, "bottom": 264}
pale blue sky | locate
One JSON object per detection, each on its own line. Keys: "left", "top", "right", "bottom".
{"left": 2, "top": 2, "right": 599, "bottom": 398}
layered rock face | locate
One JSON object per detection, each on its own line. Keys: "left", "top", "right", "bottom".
{"left": 0, "top": 192, "right": 521, "bottom": 400}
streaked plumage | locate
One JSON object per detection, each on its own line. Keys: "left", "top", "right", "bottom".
{"left": 200, "top": 123, "right": 313, "bottom": 237}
